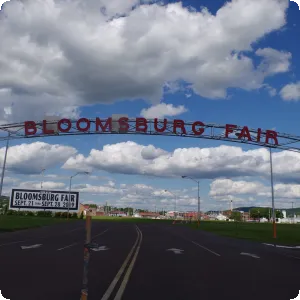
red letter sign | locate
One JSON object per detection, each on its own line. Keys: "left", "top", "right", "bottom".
{"left": 24, "top": 121, "right": 37, "bottom": 135}
{"left": 42, "top": 120, "right": 54, "bottom": 134}
{"left": 118, "top": 117, "right": 129, "bottom": 132}
{"left": 225, "top": 124, "right": 237, "bottom": 138}
{"left": 257, "top": 128, "right": 262, "bottom": 142}
{"left": 58, "top": 119, "right": 72, "bottom": 133}
{"left": 136, "top": 118, "right": 148, "bottom": 132}
{"left": 154, "top": 118, "right": 167, "bottom": 133}
{"left": 173, "top": 119, "right": 187, "bottom": 135}
{"left": 76, "top": 118, "right": 90, "bottom": 132}
{"left": 192, "top": 121, "right": 205, "bottom": 136}
{"left": 265, "top": 130, "right": 278, "bottom": 145}
{"left": 238, "top": 126, "right": 252, "bottom": 141}
{"left": 95, "top": 118, "right": 112, "bottom": 132}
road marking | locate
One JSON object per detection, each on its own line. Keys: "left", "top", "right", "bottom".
{"left": 91, "top": 246, "right": 109, "bottom": 252}
{"left": 167, "top": 248, "right": 184, "bottom": 254}
{"left": 240, "top": 252, "right": 260, "bottom": 259}
{"left": 100, "top": 226, "right": 141, "bottom": 300}
{"left": 191, "top": 241, "right": 221, "bottom": 257}
{"left": 21, "top": 244, "right": 42, "bottom": 250}
{"left": 114, "top": 226, "right": 143, "bottom": 300}
{"left": 57, "top": 243, "right": 78, "bottom": 251}
{"left": 92, "top": 229, "right": 109, "bottom": 238}
{"left": 0, "top": 240, "right": 27, "bottom": 248}
{"left": 57, "top": 229, "right": 109, "bottom": 251}
{"left": 263, "top": 243, "right": 300, "bottom": 249}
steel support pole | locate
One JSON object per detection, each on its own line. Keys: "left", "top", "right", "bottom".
{"left": 197, "top": 181, "right": 200, "bottom": 227}
{"left": 68, "top": 176, "right": 72, "bottom": 220}
{"left": 81, "top": 211, "right": 92, "bottom": 300}
{"left": 0, "top": 133, "right": 10, "bottom": 197}
{"left": 269, "top": 148, "right": 276, "bottom": 239}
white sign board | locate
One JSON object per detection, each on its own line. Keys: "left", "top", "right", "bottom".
{"left": 10, "top": 189, "right": 79, "bottom": 211}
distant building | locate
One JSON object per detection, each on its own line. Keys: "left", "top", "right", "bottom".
{"left": 109, "top": 210, "right": 127, "bottom": 217}
{"left": 139, "top": 212, "right": 160, "bottom": 219}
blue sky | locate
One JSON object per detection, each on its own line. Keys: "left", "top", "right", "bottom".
{"left": 1, "top": 0, "right": 300, "bottom": 212}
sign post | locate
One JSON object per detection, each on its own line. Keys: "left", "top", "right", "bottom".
{"left": 80, "top": 209, "right": 99, "bottom": 300}
{"left": 80, "top": 211, "right": 91, "bottom": 300}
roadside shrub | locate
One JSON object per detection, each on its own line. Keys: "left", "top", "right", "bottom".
{"left": 36, "top": 211, "right": 46, "bottom": 217}
{"left": 61, "top": 212, "right": 68, "bottom": 218}
{"left": 26, "top": 211, "right": 35, "bottom": 217}
{"left": 80, "top": 211, "right": 84, "bottom": 219}
{"left": 44, "top": 211, "right": 53, "bottom": 217}
{"left": 7, "top": 210, "right": 15, "bottom": 215}
{"left": 54, "top": 212, "right": 61, "bottom": 218}
{"left": 72, "top": 212, "right": 78, "bottom": 219}
{"left": 16, "top": 210, "right": 26, "bottom": 216}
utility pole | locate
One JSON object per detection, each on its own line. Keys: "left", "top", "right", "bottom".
{"left": 269, "top": 148, "right": 276, "bottom": 239}
{"left": 0, "top": 132, "right": 10, "bottom": 197}
{"left": 182, "top": 176, "right": 200, "bottom": 227}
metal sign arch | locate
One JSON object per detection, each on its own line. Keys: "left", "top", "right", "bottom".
{"left": 1, "top": 116, "right": 300, "bottom": 153}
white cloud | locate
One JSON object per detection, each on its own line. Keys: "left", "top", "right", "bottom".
{"left": 63, "top": 142, "right": 300, "bottom": 182}
{"left": 140, "top": 103, "right": 188, "bottom": 119}
{"left": 280, "top": 82, "right": 300, "bottom": 101}
{"left": 72, "top": 183, "right": 121, "bottom": 195}
{"left": 210, "top": 178, "right": 300, "bottom": 201}
{"left": 18, "top": 181, "right": 65, "bottom": 190}
{"left": 209, "top": 179, "right": 267, "bottom": 197}
{"left": 0, "top": 142, "right": 77, "bottom": 174}
{"left": 256, "top": 48, "right": 291, "bottom": 75}
{"left": 0, "top": 0, "right": 290, "bottom": 121}
{"left": 3, "top": 176, "right": 20, "bottom": 185}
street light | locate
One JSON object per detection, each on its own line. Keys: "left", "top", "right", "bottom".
{"left": 235, "top": 132, "right": 277, "bottom": 239}
{"left": 40, "top": 168, "right": 46, "bottom": 189}
{"left": 269, "top": 147, "right": 276, "bottom": 239}
{"left": 164, "top": 189, "right": 178, "bottom": 220}
{"left": 68, "top": 171, "right": 90, "bottom": 219}
{"left": 182, "top": 175, "right": 200, "bottom": 226}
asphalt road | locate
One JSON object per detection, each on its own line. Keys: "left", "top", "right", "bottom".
{"left": 0, "top": 221, "right": 299, "bottom": 300}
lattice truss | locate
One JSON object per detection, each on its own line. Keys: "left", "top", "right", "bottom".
{"left": 1, "top": 118, "right": 300, "bottom": 153}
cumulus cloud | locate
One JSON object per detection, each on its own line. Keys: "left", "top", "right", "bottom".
{"left": 62, "top": 141, "right": 300, "bottom": 182}
{"left": 18, "top": 181, "right": 65, "bottom": 190}
{"left": 209, "top": 179, "right": 267, "bottom": 197}
{"left": 0, "top": 0, "right": 290, "bottom": 121}
{"left": 280, "top": 82, "right": 300, "bottom": 101}
{"left": 209, "top": 179, "right": 300, "bottom": 201}
{"left": 256, "top": 48, "right": 291, "bottom": 75}
{"left": 72, "top": 183, "right": 121, "bottom": 195}
{"left": 0, "top": 142, "right": 77, "bottom": 174}
{"left": 140, "top": 103, "right": 188, "bottom": 119}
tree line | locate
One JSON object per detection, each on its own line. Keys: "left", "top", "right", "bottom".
{"left": 229, "top": 208, "right": 284, "bottom": 222}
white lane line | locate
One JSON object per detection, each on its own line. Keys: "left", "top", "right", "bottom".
{"left": 100, "top": 226, "right": 141, "bottom": 300}
{"left": 114, "top": 226, "right": 143, "bottom": 300}
{"left": 263, "top": 243, "right": 300, "bottom": 249}
{"left": 191, "top": 241, "right": 221, "bottom": 257}
{"left": 240, "top": 252, "right": 260, "bottom": 259}
{"left": 57, "top": 229, "right": 109, "bottom": 251}
{"left": 57, "top": 243, "right": 78, "bottom": 251}
{"left": 92, "top": 229, "right": 109, "bottom": 239}
{"left": 0, "top": 240, "right": 26, "bottom": 248}
{"left": 21, "top": 244, "right": 42, "bottom": 250}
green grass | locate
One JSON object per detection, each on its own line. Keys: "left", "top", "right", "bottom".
{"left": 0, "top": 215, "right": 75, "bottom": 232}
{"left": 188, "top": 221, "right": 300, "bottom": 246}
